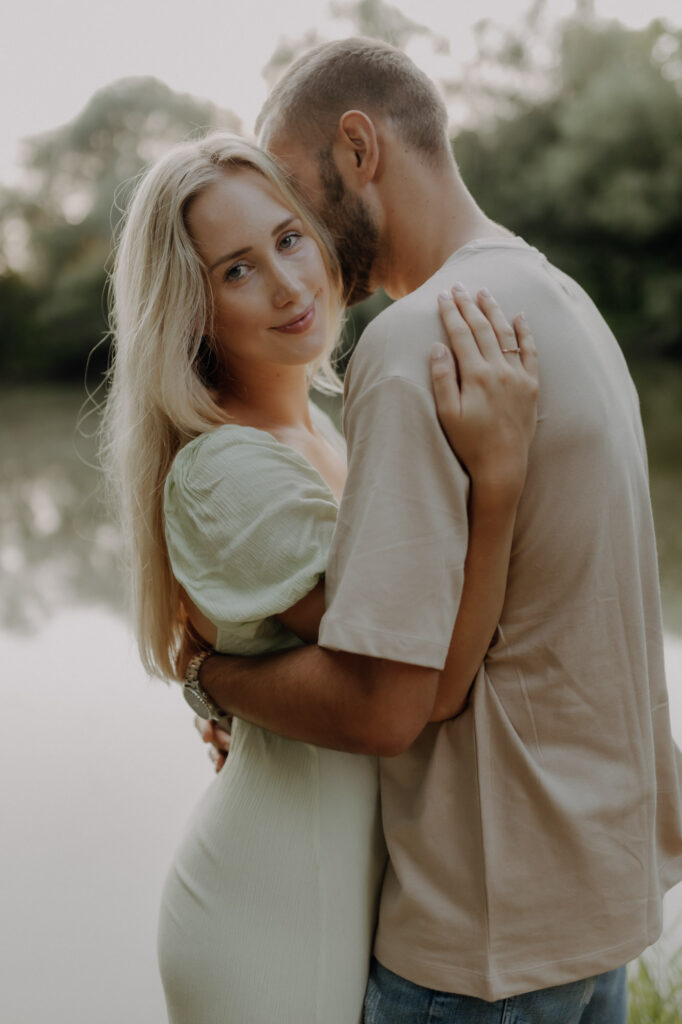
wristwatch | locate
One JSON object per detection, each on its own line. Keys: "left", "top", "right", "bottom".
{"left": 183, "top": 649, "right": 228, "bottom": 722}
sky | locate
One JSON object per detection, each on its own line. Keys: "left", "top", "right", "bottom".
{"left": 3, "top": 0, "right": 680, "bottom": 187}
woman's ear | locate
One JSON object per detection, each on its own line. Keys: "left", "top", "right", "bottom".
{"left": 334, "top": 110, "right": 380, "bottom": 185}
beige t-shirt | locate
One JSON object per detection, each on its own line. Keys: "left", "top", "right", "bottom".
{"left": 318, "top": 237, "right": 682, "bottom": 1001}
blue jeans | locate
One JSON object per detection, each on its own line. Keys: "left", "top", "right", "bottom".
{"left": 363, "top": 958, "right": 627, "bottom": 1024}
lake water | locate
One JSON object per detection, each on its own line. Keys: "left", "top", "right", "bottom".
{"left": 1, "top": 380, "right": 681, "bottom": 1022}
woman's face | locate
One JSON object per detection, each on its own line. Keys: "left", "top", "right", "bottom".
{"left": 186, "top": 168, "right": 332, "bottom": 379}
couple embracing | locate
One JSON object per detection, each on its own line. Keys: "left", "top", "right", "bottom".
{"left": 104, "top": 37, "right": 682, "bottom": 1024}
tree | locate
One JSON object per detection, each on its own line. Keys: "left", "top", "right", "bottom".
{"left": 264, "top": 0, "right": 448, "bottom": 88}
{"left": 3, "top": 3, "right": 681, "bottom": 378}
{"left": 453, "top": 15, "right": 682, "bottom": 356}
{"left": 0, "top": 78, "right": 240, "bottom": 380}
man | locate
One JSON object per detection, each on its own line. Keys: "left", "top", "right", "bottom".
{"left": 191, "top": 38, "right": 682, "bottom": 1021}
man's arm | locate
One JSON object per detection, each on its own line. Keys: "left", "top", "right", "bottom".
{"left": 201, "top": 646, "right": 438, "bottom": 757}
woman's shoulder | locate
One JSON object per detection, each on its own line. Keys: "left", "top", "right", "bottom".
{"left": 171, "top": 421, "right": 274, "bottom": 467}
{"left": 167, "top": 423, "right": 298, "bottom": 494}
{"left": 162, "top": 422, "right": 337, "bottom": 650}
{"left": 164, "top": 421, "right": 338, "bottom": 518}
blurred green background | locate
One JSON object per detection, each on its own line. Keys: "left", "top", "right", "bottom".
{"left": 1, "top": 0, "right": 681, "bottom": 632}
{"left": 2, "top": 1, "right": 682, "bottom": 379}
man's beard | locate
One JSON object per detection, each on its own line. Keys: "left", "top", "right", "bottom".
{"left": 318, "top": 152, "right": 380, "bottom": 306}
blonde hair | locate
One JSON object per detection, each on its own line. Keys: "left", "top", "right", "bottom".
{"left": 102, "top": 131, "right": 343, "bottom": 680}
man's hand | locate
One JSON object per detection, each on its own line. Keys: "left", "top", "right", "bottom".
{"left": 195, "top": 716, "right": 232, "bottom": 773}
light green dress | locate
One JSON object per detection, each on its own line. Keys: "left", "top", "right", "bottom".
{"left": 157, "top": 407, "right": 386, "bottom": 1024}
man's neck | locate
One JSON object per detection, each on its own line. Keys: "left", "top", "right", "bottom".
{"left": 376, "top": 162, "right": 511, "bottom": 300}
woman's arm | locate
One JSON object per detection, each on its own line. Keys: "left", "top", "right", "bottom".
{"left": 428, "top": 286, "right": 538, "bottom": 720}
{"left": 274, "top": 290, "right": 537, "bottom": 692}
{"left": 431, "top": 487, "right": 518, "bottom": 719}
{"left": 276, "top": 579, "right": 326, "bottom": 644}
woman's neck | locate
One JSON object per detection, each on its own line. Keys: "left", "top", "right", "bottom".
{"left": 218, "top": 363, "right": 314, "bottom": 434}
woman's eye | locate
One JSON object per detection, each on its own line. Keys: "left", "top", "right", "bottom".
{"left": 224, "top": 262, "right": 247, "bottom": 283}
{"left": 279, "top": 231, "right": 302, "bottom": 251}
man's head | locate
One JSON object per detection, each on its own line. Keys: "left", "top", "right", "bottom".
{"left": 256, "top": 38, "right": 452, "bottom": 304}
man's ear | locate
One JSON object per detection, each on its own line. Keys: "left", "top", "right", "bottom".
{"left": 334, "top": 110, "right": 380, "bottom": 185}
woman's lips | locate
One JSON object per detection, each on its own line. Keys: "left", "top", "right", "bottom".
{"left": 272, "top": 303, "right": 315, "bottom": 334}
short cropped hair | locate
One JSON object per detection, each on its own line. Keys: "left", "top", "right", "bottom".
{"left": 257, "top": 37, "right": 450, "bottom": 163}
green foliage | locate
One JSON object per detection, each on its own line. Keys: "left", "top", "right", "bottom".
{"left": 0, "top": 78, "right": 239, "bottom": 382}
{"left": 628, "top": 955, "right": 682, "bottom": 1023}
{"left": 329, "top": 0, "right": 444, "bottom": 49}
{"left": 453, "top": 16, "right": 682, "bottom": 357}
{"left": 0, "top": 272, "right": 41, "bottom": 378}
{"left": 263, "top": 0, "right": 446, "bottom": 87}
{"left": 1, "top": 4, "right": 681, "bottom": 379}
{"left": 21, "top": 77, "right": 240, "bottom": 244}
{"left": 631, "top": 360, "right": 682, "bottom": 632}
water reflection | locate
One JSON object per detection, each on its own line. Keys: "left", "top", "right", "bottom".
{"left": 0, "top": 387, "right": 344, "bottom": 633}
{"left": 0, "top": 386, "right": 124, "bottom": 631}
{"left": 2, "top": 373, "right": 681, "bottom": 634}
{"left": 1, "top": 608, "right": 209, "bottom": 1024}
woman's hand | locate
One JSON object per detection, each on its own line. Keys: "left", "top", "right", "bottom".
{"left": 431, "top": 284, "right": 539, "bottom": 507}
{"left": 195, "top": 716, "right": 232, "bottom": 773}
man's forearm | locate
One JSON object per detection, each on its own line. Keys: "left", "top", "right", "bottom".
{"left": 200, "top": 643, "right": 439, "bottom": 756}
{"left": 201, "top": 645, "right": 368, "bottom": 752}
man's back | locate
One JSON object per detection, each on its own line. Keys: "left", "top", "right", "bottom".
{"left": 319, "top": 236, "right": 682, "bottom": 1000}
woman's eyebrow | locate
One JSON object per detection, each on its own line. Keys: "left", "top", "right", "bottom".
{"left": 208, "top": 217, "right": 298, "bottom": 272}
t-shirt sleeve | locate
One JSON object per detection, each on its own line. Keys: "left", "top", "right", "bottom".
{"left": 164, "top": 430, "right": 337, "bottom": 646}
{"left": 318, "top": 368, "right": 470, "bottom": 670}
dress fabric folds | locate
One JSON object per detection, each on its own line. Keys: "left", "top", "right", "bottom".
{"left": 158, "top": 413, "right": 386, "bottom": 1024}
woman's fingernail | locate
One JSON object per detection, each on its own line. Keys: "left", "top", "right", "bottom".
{"left": 479, "top": 287, "right": 492, "bottom": 298}
{"left": 453, "top": 281, "right": 467, "bottom": 292}
{"left": 431, "top": 342, "right": 449, "bottom": 361}
{"left": 518, "top": 312, "right": 527, "bottom": 325}
{"left": 438, "top": 290, "right": 452, "bottom": 303}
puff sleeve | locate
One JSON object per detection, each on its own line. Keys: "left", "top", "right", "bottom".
{"left": 164, "top": 425, "right": 338, "bottom": 655}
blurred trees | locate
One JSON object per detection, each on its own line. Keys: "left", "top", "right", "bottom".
{"left": 263, "top": 0, "right": 447, "bottom": 87}
{"left": 1, "top": 2, "right": 681, "bottom": 380}
{"left": 452, "top": 10, "right": 682, "bottom": 356}
{"left": 0, "top": 78, "right": 239, "bottom": 380}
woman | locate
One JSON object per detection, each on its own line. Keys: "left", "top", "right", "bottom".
{"left": 103, "top": 131, "right": 537, "bottom": 1023}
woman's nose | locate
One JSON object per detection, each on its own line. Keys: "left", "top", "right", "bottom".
{"left": 270, "top": 264, "right": 303, "bottom": 307}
